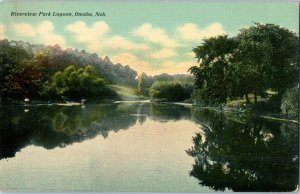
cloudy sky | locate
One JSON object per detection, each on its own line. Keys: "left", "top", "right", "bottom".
{"left": 0, "top": 0, "right": 298, "bottom": 75}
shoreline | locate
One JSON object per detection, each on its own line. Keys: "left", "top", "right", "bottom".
{"left": 1, "top": 100, "right": 298, "bottom": 124}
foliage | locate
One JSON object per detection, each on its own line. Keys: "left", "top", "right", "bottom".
{"left": 0, "top": 40, "right": 42, "bottom": 100}
{"left": 136, "top": 73, "right": 151, "bottom": 96}
{"left": 149, "top": 81, "right": 192, "bottom": 101}
{"left": 281, "top": 86, "right": 299, "bottom": 119}
{"left": 0, "top": 39, "right": 196, "bottom": 102}
{"left": 190, "top": 24, "right": 299, "bottom": 104}
{"left": 10, "top": 41, "right": 138, "bottom": 87}
{"left": 190, "top": 35, "right": 238, "bottom": 103}
{"left": 235, "top": 23, "right": 298, "bottom": 100}
{"left": 41, "top": 65, "right": 116, "bottom": 100}
{"left": 0, "top": 39, "right": 141, "bottom": 101}
{"left": 136, "top": 72, "right": 194, "bottom": 97}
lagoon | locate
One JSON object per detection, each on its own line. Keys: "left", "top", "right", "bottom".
{"left": 0, "top": 102, "right": 298, "bottom": 192}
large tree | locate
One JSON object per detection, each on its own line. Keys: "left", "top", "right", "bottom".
{"left": 189, "top": 35, "right": 238, "bottom": 104}
{"left": 235, "top": 23, "right": 298, "bottom": 102}
{"left": 0, "top": 39, "right": 42, "bottom": 100}
{"left": 41, "top": 65, "right": 116, "bottom": 100}
{"left": 190, "top": 24, "right": 298, "bottom": 104}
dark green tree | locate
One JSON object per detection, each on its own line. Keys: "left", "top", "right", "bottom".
{"left": 136, "top": 72, "right": 149, "bottom": 96}
{"left": 150, "top": 81, "right": 191, "bottom": 101}
{"left": 189, "top": 35, "right": 238, "bottom": 104}
{"left": 41, "top": 65, "right": 116, "bottom": 100}
{"left": 0, "top": 39, "right": 42, "bottom": 101}
{"left": 235, "top": 23, "right": 298, "bottom": 102}
{"left": 280, "top": 86, "right": 299, "bottom": 119}
{"left": 190, "top": 24, "right": 298, "bottom": 104}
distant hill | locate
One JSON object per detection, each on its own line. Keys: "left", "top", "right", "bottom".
{"left": 9, "top": 40, "right": 138, "bottom": 86}
{"left": 5, "top": 39, "right": 193, "bottom": 87}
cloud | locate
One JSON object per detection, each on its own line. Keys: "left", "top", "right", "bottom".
{"left": 106, "top": 35, "right": 149, "bottom": 51}
{"left": 12, "top": 21, "right": 67, "bottom": 48}
{"left": 66, "top": 21, "right": 109, "bottom": 43}
{"left": 66, "top": 21, "right": 109, "bottom": 51}
{"left": 134, "top": 23, "right": 177, "bottom": 48}
{"left": 111, "top": 52, "right": 152, "bottom": 73}
{"left": 158, "top": 59, "right": 197, "bottom": 75}
{"left": 39, "top": 33, "right": 66, "bottom": 47}
{"left": 185, "top": 52, "right": 196, "bottom": 58}
{"left": 37, "top": 21, "right": 55, "bottom": 33}
{"left": 0, "top": 23, "right": 5, "bottom": 39}
{"left": 111, "top": 52, "right": 196, "bottom": 75}
{"left": 177, "top": 22, "right": 225, "bottom": 41}
{"left": 12, "top": 23, "right": 36, "bottom": 37}
{"left": 151, "top": 48, "right": 176, "bottom": 59}
{"left": 67, "top": 21, "right": 148, "bottom": 52}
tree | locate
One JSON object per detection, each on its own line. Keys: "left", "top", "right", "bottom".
{"left": 189, "top": 35, "right": 238, "bottom": 104}
{"left": 41, "top": 65, "right": 116, "bottom": 100}
{"left": 235, "top": 23, "right": 298, "bottom": 102}
{"left": 150, "top": 81, "right": 191, "bottom": 101}
{"left": 136, "top": 72, "right": 155, "bottom": 96}
{"left": 136, "top": 73, "right": 147, "bottom": 95}
{"left": 281, "top": 86, "right": 298, "bottom": 119}
{"left": 190, "top": 24, "right": 298, "bottom": 104}
{"left": 0, "top": 39, "right": 42, "bottom": 100}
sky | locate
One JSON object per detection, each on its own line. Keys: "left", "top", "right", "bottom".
{"left": 0, "top": 0, "right": 298, "bottom": 75}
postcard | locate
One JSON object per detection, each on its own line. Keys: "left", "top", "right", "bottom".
{"left": 0, "top": 0, "right": 298, "bottom": 192}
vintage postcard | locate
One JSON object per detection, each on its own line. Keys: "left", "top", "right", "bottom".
{"left": 0, "top": 0, "right": 298, "bottom": 192}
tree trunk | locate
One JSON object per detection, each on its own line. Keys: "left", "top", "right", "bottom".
{"left": 245, "top": 94, "right": 250, "bottom": 104}
{"left": 253, "top": 91, "right": 257, "bottom": 103}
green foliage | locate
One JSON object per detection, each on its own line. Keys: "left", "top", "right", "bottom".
{"left": 136, "top": 72, "right": 194, "bottom": 97}
{"left": 0, "top": 39, "right": 42, "bottom": 100}
{"left": 8, "top": 41, "right": 139, "bottom": 87}
{"left": 190, "top": 24, "right": 298, "bottom": 105}
{"left": 41, "top": 65, "right": 116, "bottom": 100}
{"left": 136, "top": 73, "right": 150, "bottom": 96}
{"left": 281, "top": 87, "right": 299, "bottom": 119}
{"left": 236, "top": 23, "right": 298, "bottom": 98}
{"left": 190, "top": 35, "right": 238, "bottom": 103}
{"left": 149, "top": 81, "right": 192, "bottom": 101}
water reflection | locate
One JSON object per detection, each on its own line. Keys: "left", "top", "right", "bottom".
{"left": 0, "top": 102, "right": 298, "bottom": 192}
{"left": 149, "top": 103, "right": 192, "bottom": 122}
{"left": 187, "top": 109, "right": 299, "bottom": 192}
{"left": 0, "top": 102, "right": 192, "bottom": 160}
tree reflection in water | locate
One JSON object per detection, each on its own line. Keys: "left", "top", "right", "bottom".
{"left": 0, "top": 103, "right": 137, "bottom": 159}
{"left": 0, "top": 102, "right": 298, "bottom": 192}
{"left": 187, "top": 109, "right": 298, "bottom": 192}
{"left": 0, "top": 102, "right": 192, "bottom": 160}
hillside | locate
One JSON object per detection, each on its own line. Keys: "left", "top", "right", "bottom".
{"left": 0, "top": 39, "right": 194, "bottom": 102}
{"left": 9, "top": 39, "right": 138, "bottom": 87}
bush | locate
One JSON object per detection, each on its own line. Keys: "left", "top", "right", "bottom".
{"left": 41, "top": 65, "right": 116, "bottom": 100}
{"left": 281, "top": 87, "right": 298, "bottom": 119}
{"left": 149, "top": 81, "right": 192, "bottom": 102}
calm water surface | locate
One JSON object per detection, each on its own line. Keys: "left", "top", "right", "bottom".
{"left": 0, "top": 102, "right": 298, "bottom": 192}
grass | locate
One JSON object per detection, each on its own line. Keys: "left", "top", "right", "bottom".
{"left": 224, "top": 96, "right": 298, "bottom": 123}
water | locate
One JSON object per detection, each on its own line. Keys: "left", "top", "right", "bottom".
{"left": 0, "top": 102, "right": 298, "bottom": 192}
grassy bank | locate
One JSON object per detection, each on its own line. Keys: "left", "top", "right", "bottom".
{"left": 193, "top": 97, "right": 298, "bottom": 124}
{"left": 108, "top": 85, "right": 148, "bottom": 101}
